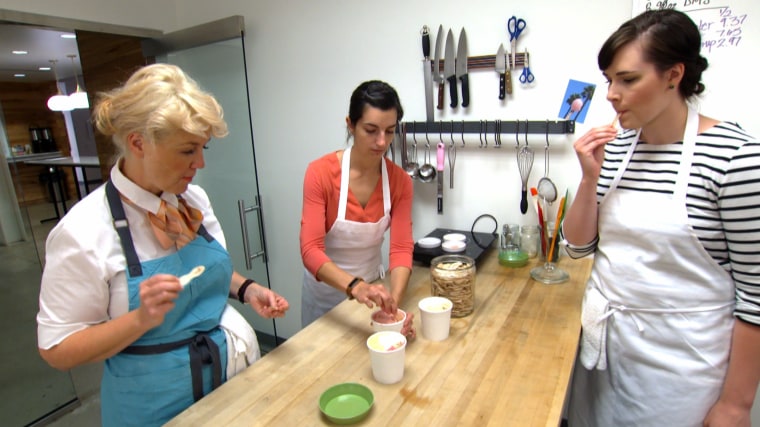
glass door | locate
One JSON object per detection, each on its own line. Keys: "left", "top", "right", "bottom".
{"left": 150, "top": 19, "right": 278, "bottom": 342}
{"left": 0, "top": 120, "right": 77, "bottom": 424}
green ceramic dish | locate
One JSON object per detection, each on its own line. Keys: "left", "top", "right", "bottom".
{"left": 319, "top": 382, "right": 374, "bottom": 424}
{"left": 499, "top": 249, "right": 529, "bottom": 268}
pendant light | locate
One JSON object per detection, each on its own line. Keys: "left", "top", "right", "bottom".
{"left": 46, "top": 59, "right": 73, "bottom": 112}
{"left": 66, "top": 54, "right": 89, "bottom": 109}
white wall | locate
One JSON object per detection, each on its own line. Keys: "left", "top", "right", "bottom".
{"left": 4, "top": 1, "right": 759, "bottom": 422}
{"left": 160, "top": 4, "right": 760, "bottom": 423}
{"left": 166, "top": 0, "right": 631, "bottom": 340}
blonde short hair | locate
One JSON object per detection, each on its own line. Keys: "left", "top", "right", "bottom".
{"left": 93, "top": 63, "right": 228, "bottom": 155}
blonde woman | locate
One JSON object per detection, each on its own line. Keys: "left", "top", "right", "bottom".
{"left": 36, "top": 63, "right": 289, "bottom": 426}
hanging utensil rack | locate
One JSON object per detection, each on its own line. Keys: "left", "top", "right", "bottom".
{"left": 401, "top": 119, "right": 574, "bottom": 137}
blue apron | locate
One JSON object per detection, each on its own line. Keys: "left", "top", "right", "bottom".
{"left": 101, "top": 181, "right": 232, "bottom": 427}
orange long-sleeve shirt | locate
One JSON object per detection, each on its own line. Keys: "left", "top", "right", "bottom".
{"left": 300, "top": 151, "right": 414, "bottom": 278}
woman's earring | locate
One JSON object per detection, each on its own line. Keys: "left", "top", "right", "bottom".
{"left": 668, "top": 84, "right": 675, "bottom": 89}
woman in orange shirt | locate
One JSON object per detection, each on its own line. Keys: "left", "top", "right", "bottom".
{"left": 300, "top": 80, "right": 415, "bottom": 338}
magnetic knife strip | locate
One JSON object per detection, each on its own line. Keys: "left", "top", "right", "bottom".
{"left": 433, "top": 53, "right": 528, "bottom": 74}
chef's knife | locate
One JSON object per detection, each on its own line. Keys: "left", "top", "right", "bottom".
{"left": 456, "top": 28, "right": 469, "bottom": 108}
{"left": 436, "top": 142, "right": 445, "bottom": 214}
{"left": 495, "top": 44, "right": 506, "bottom": 100}
{"left": 433, "top": 25, "right": 445, "bottom": 110}
{"left": 444, "top": 29, "right": 457, "bottom": 108}
{"left": 421, "top": 26, "right": 433, "bottom": 122}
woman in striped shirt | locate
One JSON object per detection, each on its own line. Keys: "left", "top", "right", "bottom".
{"left": 563, "top": 9, "right": 760, "bottom": 427}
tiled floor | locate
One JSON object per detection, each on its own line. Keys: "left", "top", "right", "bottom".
{"left": 0, "top": 201, "right": 102, "bottom": 427}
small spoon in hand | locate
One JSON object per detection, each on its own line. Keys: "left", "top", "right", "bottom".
{"left": 611, "top": 112, "right": 621, "bottom": 129}
{"left": 179, "top": 265, "right": 205, "bottom": 287}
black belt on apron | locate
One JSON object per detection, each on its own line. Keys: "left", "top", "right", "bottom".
{"left": 122, "top": 331, "right": 223, "bottom": 402}
{"left": 106, "top": 180, "right": 221, "bottom": 402}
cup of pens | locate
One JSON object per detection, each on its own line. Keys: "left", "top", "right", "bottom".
{"left": 530, "top": 192, "right": 570, "bottom": 284}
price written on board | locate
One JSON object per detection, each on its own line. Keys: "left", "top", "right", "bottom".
{"left": 697, "top": 7, "right": 747, "bottom": 52}
{"left": 639, "top": 2, "right": 747, "bottom": 54}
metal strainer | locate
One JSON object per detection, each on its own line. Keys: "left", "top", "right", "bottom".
{"left": 537, "top": 124, "right": 558, "bottom": 204}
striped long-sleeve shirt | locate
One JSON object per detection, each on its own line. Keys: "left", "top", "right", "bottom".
{"left": 564, "top": 121, "right": 760, "bottom": 326}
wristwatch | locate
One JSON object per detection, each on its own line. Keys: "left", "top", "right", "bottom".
{"left": 345, "top": 277, "right": 362, "bottom": 300}
{"left": 237, "top": 278, "right": 255, "bottom": 303}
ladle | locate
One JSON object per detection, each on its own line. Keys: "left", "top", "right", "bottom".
{"left": 418, "top": 142, "right": 436, "bottom": 183}
{"left": 537, "top": 122, "right": 558, "bottom": 204}
{"left": 417, "top": 127, "right": 436, "bottom": 183}
{"left": 404, "top": 122, "right": 420, "bottom": 179}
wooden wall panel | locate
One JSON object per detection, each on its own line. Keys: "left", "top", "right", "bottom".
{"left": 0, "top": 81, "right": 73, "bottom": 205}
{"left": 2, "top": 31, "right": 150, "bottom": 207}
{"left": 75, "top": 30, "right": 150, "bottom": 179}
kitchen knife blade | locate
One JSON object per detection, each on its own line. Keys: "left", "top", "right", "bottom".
{"left": 433, "top": 25, "right": 445, "bottom": 110}
{"left": 437, "top": 142, "right": 445, "bottom": 214}
{"left": 495, "top": 44, "right": 506, "bottom": 100}
{"left": 422, "top": 26, "right": 433, "bottom": 122}
{"left": 444, "top": 29, "right": 457, "bottom": 108}
{"left": 505, "top": 47, "right": 513, "bottom": 95}
{"left": 456, "top": 29, "right": 469, "bottom": 108}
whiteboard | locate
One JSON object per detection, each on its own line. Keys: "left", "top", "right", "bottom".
{"left": 631, "top": 1, "right": 758, "bottom": 136}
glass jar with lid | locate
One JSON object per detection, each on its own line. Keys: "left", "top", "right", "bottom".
{"left": 520, "top": 225, "right": 540, "bottom": 258}
{"left": 429, "top": 254, "right": 476, "bottom": 317}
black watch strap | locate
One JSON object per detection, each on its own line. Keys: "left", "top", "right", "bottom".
{"left": 346, "top": 277, "right": 362, "bottom": 300}
{"left": 237, "top": 279, "right": 255, "bottom": 303}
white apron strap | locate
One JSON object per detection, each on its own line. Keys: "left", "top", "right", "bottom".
{"left": 337, "top": 146, "right": 352, "bottom": 221}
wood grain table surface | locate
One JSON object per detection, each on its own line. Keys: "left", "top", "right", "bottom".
{"left": 167, "top": 248, "right": 593, "bottom": 427}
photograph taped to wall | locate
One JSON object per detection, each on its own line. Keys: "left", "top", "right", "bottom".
{"left": 557, "top": 79, "right": 596, "bottom": 123}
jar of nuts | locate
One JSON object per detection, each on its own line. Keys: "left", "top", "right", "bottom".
{"left": 429, "top": 254, "right": 476, "bottom": 317}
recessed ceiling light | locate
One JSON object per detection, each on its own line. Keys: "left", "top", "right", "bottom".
{"left": 14, "top": 74, "right": 26, "bottom": 78}
{"left": 12, "top": 50, "right": 28, "bottom": 55}
{"left": 39, "top": 66, "right": 51, "bottom": 71}
{"left": 60, "top": 34, "right": 76, "bottom": 39}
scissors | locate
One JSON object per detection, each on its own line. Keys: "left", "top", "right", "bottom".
{"left": 520, "top": 49, "right": 535, "bottom": 84}
{"left": 508, "top": 16, "right": 526, "bottom": 68}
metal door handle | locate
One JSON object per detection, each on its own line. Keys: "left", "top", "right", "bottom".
{"left": 237, "top": 196, "right": 267, "bottom": 270}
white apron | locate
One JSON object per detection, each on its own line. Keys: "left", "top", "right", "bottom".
{"left": 301, "top": 146, "right": 391, "bottom": 327}
{"left": 569, "top": 106, "right": 735, "bottom": 427}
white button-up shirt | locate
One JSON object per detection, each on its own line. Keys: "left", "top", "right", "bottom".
{"left": 37, "top": 162, "right": 226, "bottom": 349}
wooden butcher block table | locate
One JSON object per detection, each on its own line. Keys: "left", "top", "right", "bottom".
{"left": 167, "top": 248, "right": 593, "bottom": 427}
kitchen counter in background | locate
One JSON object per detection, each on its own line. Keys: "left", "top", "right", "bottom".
{"left": 5, "top": 151, "right": 63, "bottom": 164}
{"left": 5, "top": 151, "right": 71, "bottom": 206}
{"left": 167, "top": 247, "right": 593, "bottom": 426}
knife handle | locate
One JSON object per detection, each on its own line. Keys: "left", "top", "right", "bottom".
{"left": 437, "top": 82, "right": 444, "bottom": 110}
{"left": 499, "top": 73, "right": 506, "bottom": 100}
{"left": 422, "top": 30, "right": 430, "bottom": 58}
{"left": 460, "top": 74, "right": 470, "bottom": 108}
{"left": 506, "top": 71, "right": 513, "bottom": 95}
{"left": 447, "top": 74, "right": 458, "bottom": 108}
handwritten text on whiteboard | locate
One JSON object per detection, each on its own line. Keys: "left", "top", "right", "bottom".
{"left": 636, "top": 1, "right": 747, "bottom": 53}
